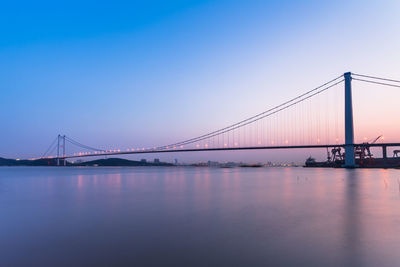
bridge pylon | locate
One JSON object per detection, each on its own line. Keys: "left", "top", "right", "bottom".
{"left": 56, "top": 134, "right": 66, "bottom": 166}
{"left": 343, "top": 72, "right": 356, "bottom": 168}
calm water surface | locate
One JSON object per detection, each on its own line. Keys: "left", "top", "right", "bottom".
{"left": 1, "top": 167, "right": 400, "bottom": 266}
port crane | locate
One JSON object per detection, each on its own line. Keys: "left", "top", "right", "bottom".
{"left": 329, "top": 135, "right": 382, "bottom": 163}
{"left": 330, "top": 147, "right": 344, "bottom": 162}
{"left": 354, "top": 135, "right": 382, "bottom": 160}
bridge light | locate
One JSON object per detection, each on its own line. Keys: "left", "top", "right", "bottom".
{"left": 382, "top": 136, "right": 385, "bottom": 140}
{"left": 180, "top": 145, "right": 183, "bottom": 148}
{"left": 258, "top": 141, "right": 261, "bottom": 145}
{"left": 272, "top": 141, "right": 275, "bottom": 144}
{"left": 205, "top": 144, "right": 208, "bottom": 147}
{"left": 224, "top": 143, "right": 227, "bottom": 147}
{"left": 336, "top": 138, "right": 339, "bottom": 142}
{"left": 285, "top": 140, "right": 288, "bottom": 144}
{"left": 235, "top": 142, "right": 238, "bottom": 146}
{"left": 317, "top": 139, "right": 320, "bottom": 143}
{"left": 196, "top": 144, "right": 200, "bottom": 148}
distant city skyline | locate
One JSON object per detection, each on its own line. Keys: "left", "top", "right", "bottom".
{"left": 1, "top": 0, "right": 399, "bottom": 162}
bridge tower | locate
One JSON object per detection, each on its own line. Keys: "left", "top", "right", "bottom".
{"left": 56, "top": 134, "right": 66, "bottom": 166}
{"left": 343, "top": 72, "right": 356, "bottom": 167}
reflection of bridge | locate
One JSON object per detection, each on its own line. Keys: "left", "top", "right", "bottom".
{"left": 41, "top": 72, "right": 400, "bottom": 167}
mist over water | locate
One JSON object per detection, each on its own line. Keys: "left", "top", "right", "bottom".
{"left": 1, "top": 167, "right": 400, "bottom": 266}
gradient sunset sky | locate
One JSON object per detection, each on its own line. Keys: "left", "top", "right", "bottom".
{"left": 1, "top": 0, "right": 399, "bottom": 162}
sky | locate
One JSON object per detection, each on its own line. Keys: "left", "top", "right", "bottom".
{"left": 1, "top": 0, "right": 399, "bottom": 163}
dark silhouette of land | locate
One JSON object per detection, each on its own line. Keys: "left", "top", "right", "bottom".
{"left": 0, "top": 157, "right": 174, "bottom": 167}
{"left": 74, "top": 158, "right": 174, "bottom": 167}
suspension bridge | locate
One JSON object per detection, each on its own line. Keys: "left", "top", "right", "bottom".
{"left": 41, "top": 72, "right": 400, "bottom": 168}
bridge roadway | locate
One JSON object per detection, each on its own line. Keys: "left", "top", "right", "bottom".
{"left": 59, "top": 143, "right": 400, "bottom": 159}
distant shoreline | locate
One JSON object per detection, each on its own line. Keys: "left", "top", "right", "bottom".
{"left": 0, "top": 157, "right": 174, "bottom": 167}
{"left": 0, "top": 157, "right": 301, "bottom": 168}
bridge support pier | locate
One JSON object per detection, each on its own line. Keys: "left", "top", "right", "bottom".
{"left": 56, "top": 134, "right": 66, "bottom": 166}
{"left": 343, "top": 72, "right": 356, "bottom": 168}
{"left": 382, "top": 145, "right": 387, "bottom": 159}
{"left": 57, "top": 134, "right": 60, "bottom": 166}
{"left": 63, "top": 135, "right": 66, "bottom": 166}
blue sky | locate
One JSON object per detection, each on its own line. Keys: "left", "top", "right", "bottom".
{"left": 1, "top": 0, "right": 399, "bottom": 162}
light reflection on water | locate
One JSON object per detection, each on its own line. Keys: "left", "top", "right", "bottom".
{"left": 0, "top": 167, "right": 399, "bottom": 266}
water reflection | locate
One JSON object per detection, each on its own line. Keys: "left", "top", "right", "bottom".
{"left": 343, "top": 170, "right": 362, "bottom": 267}
{"left": 77, "top": 175, "right": 84, "bottom": 189}
{"left": 0, "top": 167, "right": 399, "bottom": 266}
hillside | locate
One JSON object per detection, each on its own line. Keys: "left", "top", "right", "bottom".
{"left": 74, "top": 158, "right": 173, "bottom": 166}
{"left": 0, "top": 157, "right": 173, "bottom": 167}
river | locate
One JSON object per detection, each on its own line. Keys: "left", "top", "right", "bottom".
{"left": 1, "top": 167, "right": 399, "bottom": 266}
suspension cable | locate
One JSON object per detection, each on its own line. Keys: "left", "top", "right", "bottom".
{"left": 158, "top": 79, "right": 344, "bottom": 148}
{"left": 64, "top": 136, "right": 106, "bottom": 151}
{"left": 47, "top": 143, "right": 58, "bottom": 157}
{"left": 158, "top": 75, "right": 344, "bottom": 149}
{"left": 352, "top": 73, "right": 400, "bottom": 84}
{"left": 352, "top": 78, "right": 400, "bottom": 89}
{"left": 42, "top": 136, "right": 58, "bottom": 158}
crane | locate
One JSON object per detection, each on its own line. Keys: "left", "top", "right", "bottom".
{"left": 355, "top": 135, "right": 383, "bottom": 159}
{"left": 370, "top": 135, "right": 382, "bottom": 144}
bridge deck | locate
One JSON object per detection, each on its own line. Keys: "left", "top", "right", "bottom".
{"left": 59, "top": 143, "right": 400, "bottom": 159}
